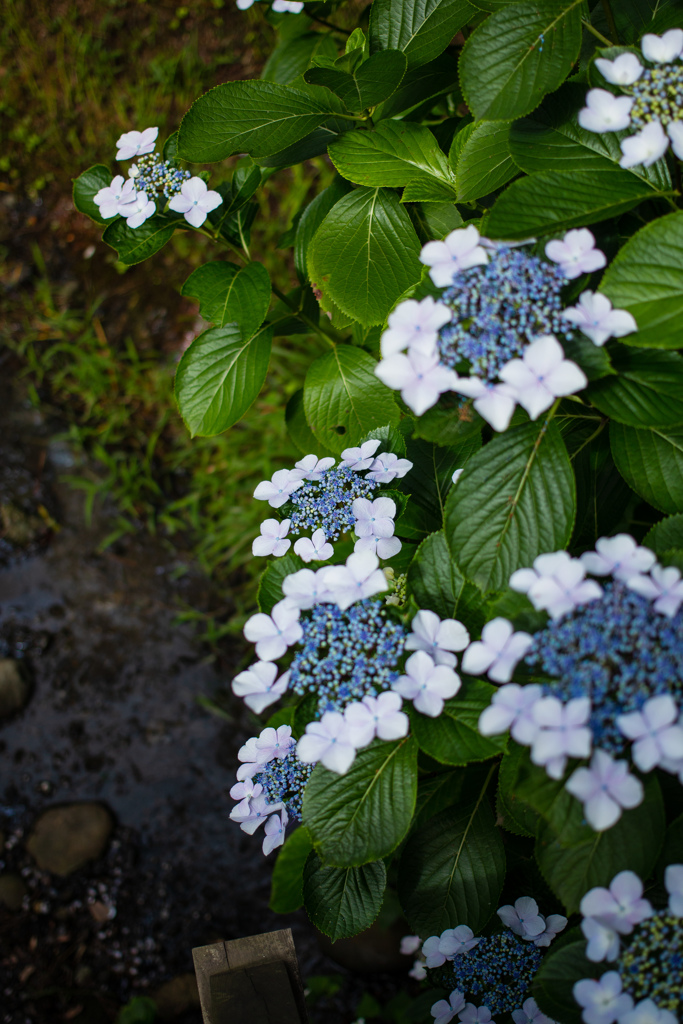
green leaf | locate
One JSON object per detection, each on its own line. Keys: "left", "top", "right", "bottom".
{"left": 509, "top": 83, "right": 671, "bottom": 192}
{"left": 257, "top": 553, "right": 305, "bottom": 614}
{"left": 484, "top": 169, "right": 654, "bottom": 239}
{"left": 600, "top": 212, "right": 683, "bottom": 349}
{"left": 409, "top": 679, "right": 508, "bottom": 766}
{"left": 306, "top": 50, "right": 408, "bottom": 111}
{"left": 174, "top": 324, "right": 272, "bottom": 438}
{"left": 73, "top": 164, "right": 114, "bottom": 225}
{"left": 589, "top": 349, "right": 683, "bottom": 428}
{"left": 496, "top": 742, "right": 539, "bottom": 838}
{"left": 562, "top": 335, "right": 614, "bottom": 382}
{"left": 376, "top": 54, "right": 462, "bottom": 120}
{"left": 303, "top": 345, "right": 401, "bottom": 455}
{"left": 269, "top": 827, "right": 313, "bottom": 913}
{"left": 102, "top": 211, "right": 182, "bottom": 265}
{"left": 532, "top": 933, "right": 604, "bottom": 1024}
{"left": 302, "top": 737, "right": 418, "bottom": 867}
{"left": 407, "top": 531, "right": 486, "bottom": 631}
{"left": 285, "top": 389, "right": 336, "bottom": 459}
{"left": 454, "top": 121, "right": 517, "bottom": 202}
{"left": 644, "top": 513, "right": 683, "bottom": 557}
{"left": 181, "top": 260, "right": 271, "bottom": 336}
{"left": 610, "top": 422, "right": 683, "bottom": 514}
{"left": 294, "top": 177, "right": 352, "bottom": 281}
{"left": 413, "top": 395, "right": 483, "bottom": 446}
{"left": 177, "top": 80, "right": 332, "bottom": 162}
{"left": 262, "top": 31, "right": 339, "bottom": 85}
{"left": 369, "top": 0, "right": 477, "bottom": 68}
{"left": 329, "top": 122, "right": 455, "bottom": 195}
{"left": 303, "top": 853, "right": 386, "bottom": 941}
{"left": 208, "top": 166, "right": 262, "bottom": 240}
{"left": 399, "top": 435, "right": 482, "bottom": 541}
{"left": 415, "top": 769, "right": 467, "bottom": 828}
{"left": 536, "top": 775, "right": 665, "bottom": 914}
{"left": 459, "top": 0, "right": 584, "bottom": 121}
{"left": 398, "top": 788, "right": 505, "bottom": 935}
{"left": 307, "top": 186, "right": 422, "bottom": 326}
{"left": 445, "top": 420, "right": 575, "bottom": 592}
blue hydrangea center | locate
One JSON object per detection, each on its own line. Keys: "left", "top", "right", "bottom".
{"left": 618, "top": 909, "right": 683, "bottom": 1013}
{"left": 288, "top": 599, "right": 406, "bottom": 716}
{"left": 253, "top": 749, "right": 314, "bottom": 822}
{"left": 524, "top": 581, "right": 683, "bottom": 755}
{"left": 288, "top": 465, "right": 378, "bottom": 541}
{"left": 628, "top": 64, "right": 683, "bottom": 131}
{"left": 437, "top": 244, "right": 573, "bottom": 383}
{"left": 132, "top": 152, "right": 191, "bottom": 200}
{"left": 430, "top": 933, "right": 544, "bottom": 1015}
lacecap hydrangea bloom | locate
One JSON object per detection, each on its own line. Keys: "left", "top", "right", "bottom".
{"left": 466, "top": 534, "right": 683, "bottom": 831}
{"left": 251, "top": 440, "right": 413, "bottom": 562}
{"left": 423, "top": 895, "right": 566, "bottom": 1022}
{"left": 232, "top": 551, "right": 468, "bottom": 772}
{"left": 93, "top": 125, "right": 221, "bottom": 230}
{"left": 579, "top": 30, "right": 683, "bottom": 167}
{"left": 574, "top": 866, "right": 683, "bottom": 1023}
{"left": 237, "top": 0, "right": 304, "bottom": 11}
{"left": 375, "top": 225, "right": 636, "bottom": 431}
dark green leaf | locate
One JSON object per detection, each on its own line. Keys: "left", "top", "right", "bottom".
{"left": 484, "top": 169, "right": 654, "bottom": 239}
{"left": 308, "top": 186, "right": 422, "bottom": 326}
{"left": 73, "top": 164, "right": 115, "bottom": 225}
{"left": 303, "top": 853, "right": 386, "bottom": 941}
{"left": 445, "top": 420, "right": 575, "bottom": 592}
{"left": 610, "top": 422, "right": 683, "bottom": 514}
{"left": 532, "top": 932, "right": 605, "bottom": 1024}
{"left": 414, "top": 769, "right": 467, "bottom": 828}
{"left": 257, "top": 553, "right": 305, "bottom": 614}
{"left": 303, "top": 345, "right": 401, "bottom": 455}
{"left": 496, "top": 742, "right": 539, "bottom": 838}
{"left": 589, "top": 349, "right": 683, "bottom": 428}
{"left": 102, "top": 211, "right": 182, "bottom": 265}
{"left": 181, "top": 260, "right": 271, "bottom": 336}
{"left": 285, "top": 389, "right": 336, "bottom": 459}
{"left": 398, "top": 790, "right": 505, "bottom": 935}
{"left": 306, "top": 50, "right": 408, "bottom": 111}
{"left": 376, "top": 54, "right": 462, "bottom": 119}
{"left": 600, "top": 212, "right": 683, "bottom": 349}
{"left": 454, "top": 121, "right": 517, "bottom": 202}
{"left": 294, "top": 177, "right": 352, "bottom": 280}
{"left": 369, "top": 0, "right": 477, "bottom": 68}
{"left": 562, "top": 335, "right": 614, "bottom": 382}
{"left": 302, "top": 737, "right": 418, "bottom": 867}
{"left": 269, "top": 827, "right": 314, "bottom": 913}
{"left": 174, "top": 324, "right": 272, "bottom": 438}
{"left": 409, "top": 679, "right": 508, "bottom": 765}
{"left": 414, "top": 395, "right": 483, "bottom": 446}
{"left": 408, "top": 530, "right": 486, "bottom": 631}
{"left": 644, "top": 513, "right": 683, "bottom": 557}
{"left": 177, "top": 80, "right": 332, "bottom": 162}
{"left": 459, "top": 0, "right": 584, "bottom": 121}
{"left": 262, "top": 31, "right": 339, "bottom": 84}
{"left": 399, "top": 434, "right": 482, "bottom": 540}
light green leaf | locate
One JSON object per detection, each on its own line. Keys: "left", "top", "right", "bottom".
{"left": 398, "top": 789, "right": 505, "bottom": 935}
{"left": 610, "top": 422, "right": 683, "bottom": 514}
{"left": 445, "top": 420, "right": 575, "bottom": 592}
{"left": 459, "top": 0, "right": 584, "bottom": 121}
{"left": 454, "top": 121, "right": 517, "bottom": 202}
{"left": 329, "top": 122, "right": 455, "bottom": 194}
{"left": 302, "top": 737, "right": 418, "bottom": 867}
{"left": 369, "top": 0, "right": 477, "bottom": 68}
{"left": 294, "top": 177, "right": 352, "bottom": 280}
{"left": 269, "top": 827, "right": 313, "bottom": 914}
{"left": 72, "top": 164, "right": 115, "bottom": 225}
{"left": 180, "top": 260, "right": 271, "bottom": 336}
{"left": 102, "top": 211, "right": 183, "bottom": 265}
{"left": 174, "top": 324, "right": 272, "bottom": 438}
{"left": 308, "top": 187, "right": 422, "bottom": 326}
{"left": 303, "top": 854, "right": 386, "bottom": 941}
{"left": 177, "top": 80, "right": 332, "bottom": 162}
{"left": 588, "top": 349, "right": 683, "bottom": 428}
{"left": 600, "top": 212, "right": 683, "bottom": 349}
{"left": 407, "top": 530, "right": 486, "bottom": 630}
{"left": 484, "top": 169, "right": 654, "bottom": 239}
{"left": 303, "top": 345, "right": 400, "bottom": 455}
{"left": 409, "top": 680, "right": 508, "bottom": 766}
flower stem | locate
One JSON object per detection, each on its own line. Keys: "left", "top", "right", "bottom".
{"left": 582, "top": 19, "right": 614, "bottom": 47}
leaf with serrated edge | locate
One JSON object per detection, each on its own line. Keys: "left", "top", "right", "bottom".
{"left": 369, "top": 0, "right": 477, "bottom": 68}
{"left": 269, "top": 827, "right": 313, "bottom": 914}
{"left": 589, "top": 350, "right": 683, "bottom": 428}
{"left": 329, "top": 121, "right": 454, "bottom": 191}
{"left": 303, "top": 853, "right": 386, "bottom": 941}
{"left": 610, "top": 422, "right": 683, "bottom": 514}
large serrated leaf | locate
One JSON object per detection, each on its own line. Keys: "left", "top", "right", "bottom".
{"left": 454, "top": 121, "right": 517, "bottom": 202}
{"left": 610, "top": 422, "right": 683, "bottom": 514}
{"left": 407, "top": 531, "right": 486, "bottom": 629}
{"left": 329, "top": 121, "right": 455, "bottom": 194}
{"left": 302, "top": 737, "right": 418, "bottom": 867}
{"left": 72, "top": 164, "right": 115, "bottom": 225}
{"left": 102, "top": 211, "right": 183, "bottom": 265}
{"left": 459, "top": 0, "right": 584, "bottom": 122}
{"left": 445, "top": 420, "right": 575, "bottom": 592}
{"left": 532, "top": 932, "right": 605, "bottom": 1024}
{"left": 303, "top": 854, "right": 386, "bottom": 941}
{"left": 588, "top": 349, "right": 683, "bottom": 428}
{"left": 269, "top": 827, "right": 313, "bottom": 914}
{"left": 409, "top": 680, "right": 507, "bottom": 765}
{"left": 181, "top": 260, "right": 271, "bottom": 336}
{"left": 369, "top": 0, "right": 477, "bottom": 68}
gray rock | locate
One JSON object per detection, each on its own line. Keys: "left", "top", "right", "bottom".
{"left": 153, "top": 974, "right": 200, "bottom": 1019}
{"left": 0, "top": 659, "right": 30, "bottom": 720}
{"left": 26, "top": 802, "right": 114, "bottom": 876}
{"left": 0, "top": 873, "right": 27, "bottom": 911}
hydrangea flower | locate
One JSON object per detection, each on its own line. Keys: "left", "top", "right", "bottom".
{"left": 473, "top": 535, "right": 683, "bottom": 822}
{"left": 93, "top": 175, "right": 137, "bottom": 219}
{"left": 231, "top": 661, "right": 290, "bottom": 714}
{"left": 375, "top": 225, "right": 630, "bottom": 430}
{"left": 252, "top": 518, "right": 291, "bottom": 557}
{"left": 253, "top": 468, "right": 305, "bottom": 508}
{"left": 168, "top": 176, "right": 223, "bottom": 228}
{"left": 366, "top": 451, "right": 413, "bottom": 483}
{"left": 574, "top": 865, "right": 683, "bottom": 1022}
{"left": 296, "top": 711, "right": 357, "bottom": 774}
{"left": 392, "top": 650, "right": 461, "bottom": 717}
{"left": 579, "top": 31, "right": 683, "bottom": 165}
{"left": 405, "top": 609, "right": 469, "bottom": 668}
{"left": 431, "top": 990, "right": 466, "bottom": 1024}
{"left": 422, "top": 898, "right": 565, "bottom": 1017}
{"left": 116, "top": 126, "right": 158, "bottom": 161}
{"left": 293, "top": 529, "right": 334, "bottom": 563}
{"left": 343, "top": 692, "right": 409, "bottom": 747}
{"left": 243, "top": 599, "right": 303, "bottom": 660}
{"left": 128, "top": 152, "right": 191, "bottom": 200}
{"left": 121, "top": 190, "right": 156, "bottom": 229}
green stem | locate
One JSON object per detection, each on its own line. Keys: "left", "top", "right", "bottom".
{"left": 569, "top": 417, "right": 609, "bottom": 461}
{"left": 308, "top": 13, "right": 351, "bottom": 35}
{"left": 601, "top": 0, "right": 619, "bottom": 44}
{"left": 271, "top": 283, "right": 345, "bottom": 346}
{"left": 582, "top": 19, "right": 614, "bottom": 47}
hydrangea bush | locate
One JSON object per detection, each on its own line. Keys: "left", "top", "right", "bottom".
{"left": 74, "top": 1, "right": 683, "bottom": 1020}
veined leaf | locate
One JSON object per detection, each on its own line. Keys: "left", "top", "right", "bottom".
{"left": 610, "top": 422, "right": 683, "bottom": 514}
{"left": 454, "top": 121, "right": 517, "bottom": 202}
{"left": 102, "top": 211, "right": 183, "bottom": 265}
{"left": 269, "top": 827, "right": 313, "bottom": 914}
{"left": 181, "top": 260, "right": 271, "bottom": 337}
{"left": 72, "top": 164, "right": 115, "bottom": 225}
{"left": 303, "top": 854, "right": 386, "bottom": 941}
{"left": 588, "top": 349, "right": 683, "bottom": 428}
{"left": 369, "top": 0, "right": 477, "bottom": 68}
{"left": 328, "top": 121, "right": 455, "bottom": 193}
